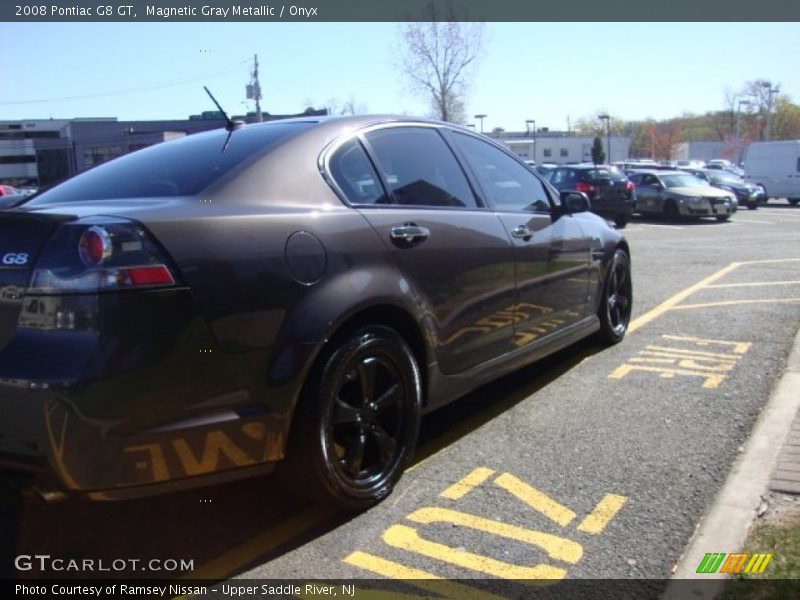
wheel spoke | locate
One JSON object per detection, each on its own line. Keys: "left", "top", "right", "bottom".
{"left": 615, "top": 266, "right": 627, "bottom": 291}
{"left": 617, "top": 294, "right": 629, "bottom": 310}
{"left": 357, "top": 357, "right": 378, "bottom": 405}
{"left": 371, "top": 424, "right": 397, "bottom": 464}
{"left": 334, "top": 397, "right": 361, "bottom": 425}
{"left": 342, "top": 430, "right": 366, "bottom": 476}
{"left": 373, "top": 382, "right": 402, "bottom": 415}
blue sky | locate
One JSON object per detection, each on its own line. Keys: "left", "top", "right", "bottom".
{"left": 1, "top": 22, "right": 798, "bottom": 132}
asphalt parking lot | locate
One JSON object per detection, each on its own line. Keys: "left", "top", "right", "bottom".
{"left": 4, "top": 201, "right": 800, "bottom": 589}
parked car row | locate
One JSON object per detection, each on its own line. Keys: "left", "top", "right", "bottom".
{"left": 541, "top": 163, "right": 738, "bottom": 225}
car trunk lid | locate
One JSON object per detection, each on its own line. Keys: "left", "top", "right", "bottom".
{"left": 0, "top": 212, "right": 74, "bottom": 350}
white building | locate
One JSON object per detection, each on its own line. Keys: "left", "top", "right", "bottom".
{"left": 494, "top": 131, "right": 631, "bottom": 165}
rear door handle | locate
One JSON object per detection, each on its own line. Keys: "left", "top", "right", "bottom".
{"left": 390, "top": 224, "right": 430, "bottom": 243}
{"left": 511, "top": 225, "right": 532, "bottom": 240}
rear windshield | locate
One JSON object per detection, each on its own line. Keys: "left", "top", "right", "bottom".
{"left": 29, "top": 122, "right": 309, "bottom": 204}
{"left": 584, "top": 168, "right": 627, "bottom": 182}
{"left": 709, "top": 172, "right": 742, "bottom": 185}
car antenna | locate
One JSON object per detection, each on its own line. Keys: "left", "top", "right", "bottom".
{"left": 204, "top": 86, "right": 245, "bottom": 153}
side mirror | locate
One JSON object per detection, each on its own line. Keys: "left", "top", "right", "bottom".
{"left": 558, "top": 190, "right": 591, "bottom": 214}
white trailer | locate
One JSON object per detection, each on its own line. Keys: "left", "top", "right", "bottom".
{"left": 742, "top": 140, "right": 800, "bottom": 205}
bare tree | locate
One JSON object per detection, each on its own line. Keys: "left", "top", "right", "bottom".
{"left": 398, "top": 1, "right": 485, "bottom": 123}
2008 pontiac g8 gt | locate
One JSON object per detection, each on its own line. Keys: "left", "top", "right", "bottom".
{"left": 0, "top": 116, "right": 632, "bottom": 508}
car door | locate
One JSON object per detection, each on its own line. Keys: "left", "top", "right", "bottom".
{"left": 447, "top": 131, "right": 591, "bottom": 349}
{"left": 631, "top": 173, "right": 662, "bottom": 213}
{"left": 329, "top": 126, "right": 517, "bottom": 375}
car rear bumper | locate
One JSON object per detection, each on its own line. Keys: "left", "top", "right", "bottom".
{"left": 0, "top": 288, "right": 298, "bottom": 499}
{"left": 0, "top": 381, "right": 284, "bottom": 500}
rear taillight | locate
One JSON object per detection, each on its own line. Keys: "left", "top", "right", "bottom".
{"left": 28, "top": 217, "right": 178, "bottom": 294}
{"left": 626, "top": 181, "right": 635, "bottom": 191}
{"left": 78, "top": 226, "right": 113, "bottom": 267}
{"left": 574, "top": 182, "right": 595, "bottom": 194}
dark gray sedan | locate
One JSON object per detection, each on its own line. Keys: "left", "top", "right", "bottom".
{"left": 628, "top": 169, "right": 736, "bottom": 221}
{"left": 0, "top": 116, "right": 631, "bottom": 508}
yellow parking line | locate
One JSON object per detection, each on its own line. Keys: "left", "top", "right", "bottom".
{"left": 627, "top": 262, "right": 741, "bottom": 334}
{"left": 736, "top": 258, "right": 800, "bottom": 264}
{"left": 439, "top": 467, "right": 495, "bottom": 500}
{"left": 673, "top": 299, "right": 800, "bottom": 310}
{"left": 383, "top": 523, "right": 569, "bottom": 579}
{"left": 706, "top": 280, "right": 800, "bottom": 288}
{"left": 577, "top": 494, "right": 628, "bottom": 534}
{"left": 493, "top": 473, "right": 576, "bottom": 527}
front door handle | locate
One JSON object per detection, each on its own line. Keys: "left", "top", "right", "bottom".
{"left": 511, "top": 224, "right": 532, "bottom": 240}
{"left": 390, "top": 224, "right": 430, "bottom": 243}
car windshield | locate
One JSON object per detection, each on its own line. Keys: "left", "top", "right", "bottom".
{"left": 28, "top": 122, "right": 310, "bottom": 204}
{"left": 661, "top": 173, "right": 706, "bottom": 188}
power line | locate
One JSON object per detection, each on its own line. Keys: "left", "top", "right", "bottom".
{"left": 0, "top": 59, "right": 251, "bottom": 105}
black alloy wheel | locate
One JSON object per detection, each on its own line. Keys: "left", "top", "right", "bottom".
{"left": 597, "top": 249, "right": 632, "bottom": 344}
{"left": 280, "top": 325, "right": 421, "bottom": 510}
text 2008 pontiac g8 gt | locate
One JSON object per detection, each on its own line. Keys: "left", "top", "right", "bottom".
{"left": 0, "top": 117, "right": 631, "bottom": 508}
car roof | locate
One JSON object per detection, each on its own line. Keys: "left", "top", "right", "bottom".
{"left": 626, "top": 169, "right": 688, "bottom": 176}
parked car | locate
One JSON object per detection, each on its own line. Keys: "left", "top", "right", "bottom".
{"left": 545, "top": 164, "right": 635, "bottom": 228}
{"left": 705, "top": 160, "right": 746, "bottom": 178}
{"left": 675, "top": 160, "right": 706, "bottom": 169}
{"left": 681, "top": 168, "right": 765, "bottom": 210}
{"left": 627, "top": 169, "right": 736, "bottom": 221}
{"left": 0, "top": 184, "right": 20, "bottom": 197}
{"left": 0, "top": 116, "right": 632, "bottom": 508}
{"left": 742, "top": 140, "right": 800, "bottom": 205}
{"left": 535, "top": 163, "right": 558, "bottom": 176}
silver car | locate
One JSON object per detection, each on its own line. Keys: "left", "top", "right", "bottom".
{"left": 628, "top": 170, "right": 736, "bottom": 222}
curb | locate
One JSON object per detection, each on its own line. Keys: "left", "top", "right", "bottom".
{"left": 663, "top": 326, "right": 800, "bottom": 598}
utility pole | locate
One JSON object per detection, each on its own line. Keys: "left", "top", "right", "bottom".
{"left": 248, "top": 54, "right": 263, "bottom": 123}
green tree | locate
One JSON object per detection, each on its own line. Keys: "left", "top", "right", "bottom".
{"left": 591, "top": 136, "right": 606, "bottom": 165}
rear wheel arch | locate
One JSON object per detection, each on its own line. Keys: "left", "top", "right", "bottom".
{"left": 279, "top": 308, "right": 427, "bottom": 509}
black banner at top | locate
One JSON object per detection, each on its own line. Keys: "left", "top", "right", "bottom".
{"left": 2, "top": 0, "right": 799, "bottom": 22}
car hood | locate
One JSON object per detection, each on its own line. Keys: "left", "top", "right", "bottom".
{"left": 668, "top": 186, "right": 732, "bottom": 198}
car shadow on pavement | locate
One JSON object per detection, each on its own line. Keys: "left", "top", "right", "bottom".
{"left": 3, "top": 337, "right": 606, "bottom": 583}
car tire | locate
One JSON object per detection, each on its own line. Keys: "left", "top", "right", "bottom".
{"left": 747, "top": 204, "right": 758, "bottom": 210}
{"left": 789, "top": 199, "right": 800, "bottom": 206}
{"left": 613, "top": 214, "right": 630, "bottom": 229}
{"left": 663, "top": 201, "right": 680, "bottom": 222}
{"left": 596, "top": 249, "right": 632, "bottom": 345}
{"left": 715, "top": 214, "right": 731, "bottom": 222}
{"left": 279, "top": 325, "right": 421, "bottom": 510}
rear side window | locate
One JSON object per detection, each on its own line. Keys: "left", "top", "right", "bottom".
{"left": 451, "top": 132, "right": 551, "bottom": 212}
{"left": 29, "top": 123, "right": 308, "bottom": 204}
{"left": 328, "top": 138, "right": 387, "bottom": 205}
{"left": 364, "top": 127, "right": 477, "bottom": 208}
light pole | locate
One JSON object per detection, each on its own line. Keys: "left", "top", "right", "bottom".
{"left": 474, "top": 114, "right": 487, "bottom": 134}
{"left": 526, "top": 119, "right": 536, "bottom": 162}
{"left": 761, "top": 82, "right": 780, "bottom": 141}
{"left": 598, "top": 114, "right": 611, "bottom": 163}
